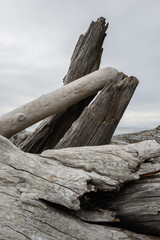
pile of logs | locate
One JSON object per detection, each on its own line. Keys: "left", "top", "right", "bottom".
{"left": 0, "top": 17, "right": 160, "bottom": 240}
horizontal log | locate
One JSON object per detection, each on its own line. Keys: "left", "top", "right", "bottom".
{"left": 1, "top": 136, "right": 160, "bottom": 238}
{"left": 1, "top": 136, "right": 159, "bottom": 210}
{"left": 1, "top": 193, "right": 158, "bottom": 240}
{"left": 0, "top": 67, "right": 118, "bottom": 138}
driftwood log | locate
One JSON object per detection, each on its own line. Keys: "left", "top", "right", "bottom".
{"left": 55, "top": 73, "right": 138, "bottom": 148}
{"left": 20, "top": 17, "right": 108, "bottom": 153}
{"left": 1, "top": 136, "right": 160, "bottom": 239}
{"left": 0, "top": 67, "right": 118, "bottom": 138}
{"left": 1, "top": 16, "right": 159, "bottom": 240}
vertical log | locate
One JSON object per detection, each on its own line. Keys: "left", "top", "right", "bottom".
{"left": 20, "top": 17, "right": 108, "bottom": 153}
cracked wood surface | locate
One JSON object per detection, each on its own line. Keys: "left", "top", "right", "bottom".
{"left": 75, "top": 143, "right": 160, "bottom": 237}
{"left": 1, "top": 193, "right": 158, "bottom": 240}
{"left": 96, "top": 175, "right": 160, "bottom": 237}
{"left": 1, "top": 136, "right": 160, "bottom": 239}
{"left": 55, "top": 73, "right": 138, "bottom": 148}
{"left": 20, "top": 17, "right": 108, "bottom": 153}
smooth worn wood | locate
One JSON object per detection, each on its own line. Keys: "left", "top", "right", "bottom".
{"left": 0, "top": 136, "right": 160, "bottom": 239}
{"left": 0, "top": 67, "right": 118, "bottom": 139}
{"left": 20, "top": 17, "right": 108, "bottom": 153}
{"left": 55, "top": 72, "right": 139, "bottom": 148}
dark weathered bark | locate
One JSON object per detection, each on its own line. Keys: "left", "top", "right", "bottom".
{"left": 112, "top": 125, "right": 160, "bottom": 144}
{"left": 77, "top": 153, "right": 160, "bottom": 237}
{"left": 55, "top": 73, "right": 139, "bottom": 148}
{"left": 102, "top": 175, "right": 160, "bottom": 236}
{"left": 20, "top": 17, "right": 108, "bottom": 153}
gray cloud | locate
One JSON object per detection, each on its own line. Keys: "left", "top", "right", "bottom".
{"left": 0, "top": 0, "right": 160, "bottom": 128}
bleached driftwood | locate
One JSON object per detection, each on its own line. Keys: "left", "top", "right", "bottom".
{"left": 20, "top": 17, "right": 108, "bottom": 153}
{"left": 0, "top": 67, "right": 118, "bottom": 138}
{"left": 0, "top": 135, "right": 160, "bottom": 239}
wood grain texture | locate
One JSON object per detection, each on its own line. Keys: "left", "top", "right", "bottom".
{"left": 20, "top": 17, "right": 108, "bottom": 153}
{"left": 98, "top": 175, "right": 160, "bottom": 237}
{"left": 55, "top": 73, "right": 139, "bottom": 149}
{"left": 1, "top": 136, "right": 160, "bottom": 239}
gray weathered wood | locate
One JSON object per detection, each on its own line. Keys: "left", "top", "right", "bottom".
{"left": 20, "top": 17, "right": 108, "bottom": 153}
{"left": 1, "top": 136, "right": 160, "bottom": 239}
{"left": 64, "top": 17, "right": 108, "bottom": 85}
{"left": 96, "top": 175, "right": 160, "bottom": 237}
{"left": 75, "top": 142, "right": 160, "bottom": 236}
{"left": 55, "top": 73, "right": 139, "bottom": 148}
{"left": 10, "top": 130, "right": 31, "bottom": 146}
{"left": 0, "top": 67, "right": 118, "bottom": 139}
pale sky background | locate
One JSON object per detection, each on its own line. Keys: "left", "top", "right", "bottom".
{"left": 0, "top": 0, "right": 160, "bottom": 132}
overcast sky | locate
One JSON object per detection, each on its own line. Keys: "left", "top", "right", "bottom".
{"left": 0, "top": 0, "right": 160, "bottom": 131}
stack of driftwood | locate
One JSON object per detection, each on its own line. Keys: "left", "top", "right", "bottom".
{"left": 0, "top": 17, "right": 160, "bottom": 240}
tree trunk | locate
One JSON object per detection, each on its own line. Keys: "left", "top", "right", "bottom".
{"left": 55, "top": 73, "right": 138, "bottom": 148}
{"left": 0, "top": 135, "right": 160, "bottom": 239}
{"left": 20, "top": 17, "right": 108, "bottom": 153}
{"left": 0, "top": 67, "right": 118, "bottom": 138}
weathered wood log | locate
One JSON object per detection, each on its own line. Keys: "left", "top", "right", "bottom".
{"left": 75, "top": 143, "right": 160, "bottom": 237}
{"left": 20, "top": 17, "right": 108, "bottom": 153}
{"left": 0, "top": 67, "right": 118, "bottom": 138}
{"left": 55, "top": 73, "right": 139, "bottom": 148}
{"left": 92, "top": 174, "right": 160, "bottom": 237}
{"left": 1, "top": 136, "right": 160, "bottom": 239}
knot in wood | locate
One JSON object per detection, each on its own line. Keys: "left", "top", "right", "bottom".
{"left": 17, "top": 113, "right": 26, "bottom": 122}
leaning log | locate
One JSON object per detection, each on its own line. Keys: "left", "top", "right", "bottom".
{"left": 55, "top": 72, "right": 138, "bottom": 148}
{"left": 1, "top": 135, "right": 160, "bottom": 239}
{"left": 20, "top": 17, "right": 108, "bottom": 153}
{"left": 0, "top": 67, "right": 118, "bottom": 138}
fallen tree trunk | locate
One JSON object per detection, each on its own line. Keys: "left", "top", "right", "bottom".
{"left": 0, "top": 67, "right": 118, "bottom": 138}
{"left": 20, "top": 17, "right": 108, "bottom": 153}
{"left": 55, "top": 73, "right": 138, "bottom": 148}
{"left": 0, "top": 135, "right": 160, "bottom": 239}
